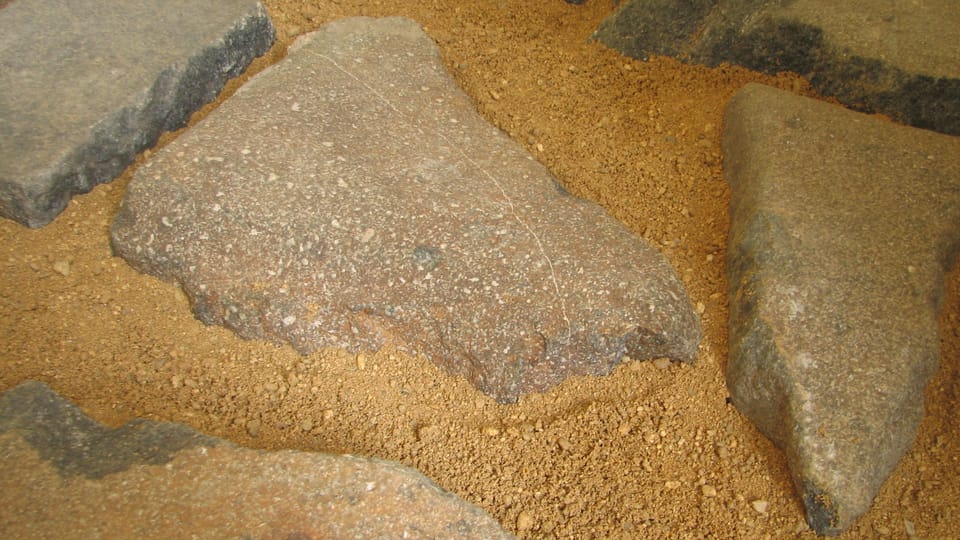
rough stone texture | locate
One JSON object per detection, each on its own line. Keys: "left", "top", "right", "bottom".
{"left": 593, "top": 0, "right": 960, "bottom": 136}
{"left": 110, "top": 16, "right": 702, "bottom": 404}
{"left": 0, "top": 381, "right": 514, "bottom": 539}
{"left": 724, "top": 83, "right": 960, "bottom": 535}
{"left": 0, "top": 0, "right": 275, "bottom": 228}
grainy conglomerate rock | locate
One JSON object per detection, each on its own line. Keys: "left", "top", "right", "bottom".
{"left": 593, "top": 0, "right": 960, "bottom": 135}
{"left": 111, "top": 16, "right": 701, "bottom": 403}
{"left": 724, "top": 83, "right": 960, "bottom": 535}
{"left": 0, "top": 0, "right": 275, "bottom": 227}
{"left": 0, "top": 381, "right": 514, "bottom": 539}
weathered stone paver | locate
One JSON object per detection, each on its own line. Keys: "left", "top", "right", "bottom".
{"left": 723, "top": 83, "right": 960, "bottom": 535}
{"left": 0, "top": 0, "right": 275, "bottom": 227}
{"left": 0, "top": 381, "right": 514, "bottom": 539}
{"left": 110, "top": 16, "right": 702, "bottom": 404}
{"left": 594, "top": 0, "right": 960, "bottom": 135}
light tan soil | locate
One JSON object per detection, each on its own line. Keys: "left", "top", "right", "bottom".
{"left": 1, "top": 1, "right": 957, "bottom": 538}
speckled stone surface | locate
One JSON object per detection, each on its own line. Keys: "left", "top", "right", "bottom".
{"left": 0, "top": 0, "right": 275, "bottom": 227}
{"left": 0, "top": 381, "right": 514, "bottom": 539}
{"left": 110, "top": 16, "right": 701, "bottom": 403}
{"left": 724, "top": 83, "right": 960, "bottom": 535}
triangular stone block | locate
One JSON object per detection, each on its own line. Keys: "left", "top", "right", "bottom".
{"left": 724, "top": 83, "right": 960, "bottom": 535}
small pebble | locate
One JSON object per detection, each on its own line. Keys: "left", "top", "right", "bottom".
{"left": 873, "top": 523, "right": 891, "bottom": 536}
{"left": 652, "top": 358, "right": 671, "bottom": 370}
{"left": 246, "top": 418, "right": 261, "bottom": 437}
{"left": 664, "top": 480, "right": 681, "bottom": 490}
{"left": 483, "top": 426, "right": 500, "bottom": 437}
{"left": 557, "top": 438, "right": 573, "bottom": 451}
{"left": 516, "top": 511, "right": 534, "bottom": 531}
{"left": 751, "top": 499, "right": 769, "bottom": 514}
{"left": 701, "top": 485, "right": 717, "bottom": 497}
{"left": 300, "top": 418, "right": 314, "bottom": 432}
{"left": 52, "top": 260, "right": 70, "bottom": 276}
{"left": 356, "top": 353, "right": 366, "bottom": 370}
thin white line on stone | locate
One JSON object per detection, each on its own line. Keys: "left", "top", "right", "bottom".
{"left": 317, "top": 53, "right": 572, "bottom": 340}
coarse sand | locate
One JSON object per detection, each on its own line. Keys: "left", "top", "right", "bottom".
{"left": 1, "top": 1, "right": 956, "bottom": 538}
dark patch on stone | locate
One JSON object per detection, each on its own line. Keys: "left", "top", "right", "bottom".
{"left": 110, "top": 16, "right": 702, "bottom": 404}
{"left": 591, "top": 0, "right": 716, "bottom": 60}
{"left": 706, "top": 20, "right": 823, "bottom": 75}
{"left": 0, "top": 0, "right": 276, "bottom": 227}
{"left": 593, "top": 0, "right": 960, "bottom": 135}
{"left": 551, "top": 178, "right": 570, "bottom": 195}
{"left": 723, "top": 83, "right": 960, "bottom": 534}
{"left": 412, "top": 245, "right": 443, "bottom": 272}
{"left": 0, "top": 380, "right": 217, "bottom": 478}
{"left": 802, "top": 484, "right": 842, "bottom": 537}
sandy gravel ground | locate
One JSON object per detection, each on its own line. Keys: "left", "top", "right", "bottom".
{"left": 1, "top": 1, "right": 956, "bottom": 538}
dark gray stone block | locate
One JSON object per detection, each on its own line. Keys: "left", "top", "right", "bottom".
{"left": 110, "top": 16, "right": 702, "bottom": 404}
{"left": 724, "top": 83, "right": 960, "bottom": 535}
{"left": 594, "top": 0, "right": 960, "bottom": 135}
{"left": 0, "top": 0, "right": 275, "bottom": 227}
{"left": 0, "top": 381, "right": 513, "bottom": 538}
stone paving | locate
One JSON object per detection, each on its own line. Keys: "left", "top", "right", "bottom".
{"left": 0, "top": 381, "right": 513, "bottom": 539}
{"left": 3, "top": 1, "right": 959, "bottom": 536}
{"left": 594, "top": 0, "right": 960, "bottom": 135}
{"left": 110, "top": 16, "right": 702, "bottom": 404}
{"left": 723, "top": 83, "right": 960, "bottom": 535}
{"left": 0, "top": 0, "right": 275, "bottom": 227}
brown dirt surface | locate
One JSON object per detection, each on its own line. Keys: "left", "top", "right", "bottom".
{"left": 2, "top": 1, "right": 957, "bottom": 538}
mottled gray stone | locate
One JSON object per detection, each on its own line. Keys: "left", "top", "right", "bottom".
{"left": 110, "top": 16, "right": 701, "bottom": 404}
{"left": 0, "top": 381, "right": 513, "bottom": 539}
{"left": 724, "top": 83, "right": 960, "bottom": 535}
{"left": 0, "top": 0, "right": 275, "bottom": 228}
{"left": 593, "top": 0, "right": 960, "bottom": 135}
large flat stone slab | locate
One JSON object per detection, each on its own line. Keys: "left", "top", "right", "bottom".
{"left": 0, "top": 381, "right": 513, "bottom": 538}
{"left": 110, "top": 16, "right": 701, "bottom": 404}
{"left": 0, "top": 0, "right": 275, "bottom": 227}
{"left": 724, "top": 83, "right": 960, "bottom": 535}
{"left": 593, "top": 0, "right": 960, "bottom": 135}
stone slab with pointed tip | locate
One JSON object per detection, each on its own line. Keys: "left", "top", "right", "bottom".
{"left": 0, "top": 0, "right": 275, "bottom": 227}
{"left": 593, "top": 0, "right": 960, "bottom": 135}
{"left": 724, "top": 83, "right": 960, "bottom": 535}
{"left": 110, "top": 16, "right": 702, "bottom": 404}
{"left": 0, "top": 381, "right": 514, "bottom": 539}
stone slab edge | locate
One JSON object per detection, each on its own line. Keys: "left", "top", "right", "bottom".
{"left": 0, "top": 380, "right": 513, "bottom": 538}
{"left": 0, "top": 1, "right": 276, "bottom": 227}
{"left": 592, "top": 0, "right": 960, "bottom": 136}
